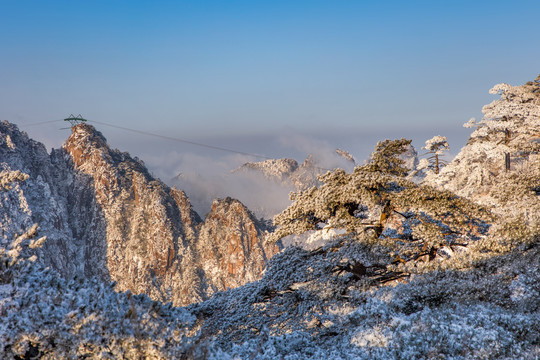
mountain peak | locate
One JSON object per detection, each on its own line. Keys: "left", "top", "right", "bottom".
{"left": 63, "top": 123, "right": 112, "bottom": 170}
{"left": 1, "top": 120, "right": 275, "bottom": 306}
{"left": 66, "top": 123, "right": 108, "bottom": 149}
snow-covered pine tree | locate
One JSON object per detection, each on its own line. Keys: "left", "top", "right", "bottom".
{"left": 425, "top": 75, "right": 540, "bottom": 241}
{"left": 363, "top": 138, "right": 412, "bottom": 177}
{"left": 271, "top": 139, "right": 493, "bottom": 263}
{"left": 421, "top": 135, "right": 449, "bottom": 174}
{"left": 466, "top": 76, "right": 540, "bottom": 172}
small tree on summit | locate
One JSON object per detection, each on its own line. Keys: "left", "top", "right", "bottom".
{"left": 421, "top": 135, "right": 449, "bottom": 174}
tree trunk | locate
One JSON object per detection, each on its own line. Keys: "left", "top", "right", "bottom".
{"left": 505, "top": 153, "right": 511, "bottom": 172}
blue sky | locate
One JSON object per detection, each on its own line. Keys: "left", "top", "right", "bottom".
{"left": 1, "top": 0, "right": 540, "bottom": 172}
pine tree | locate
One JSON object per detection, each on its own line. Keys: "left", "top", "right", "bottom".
{"left": 421, "top": 135, "right": 449, "bottom": 174}
{"left": 469, "top": 77, "right": 540, "bottom": 172}
{"left": 364, "top": 138, "right": 412, "bottom": 177}
{"left": 271, "top": 139, "right": 493, "bottom": 262}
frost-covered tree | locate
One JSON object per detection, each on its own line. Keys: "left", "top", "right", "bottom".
{"left": 421, "top": 135, "right": 449, "bottom": 174}
{"left": 364, "top": 138, "right": 412, "bottom": 177}
{"left": 427, "top": 76, "right": 540, "bottom": 197}
{"left": 271, "top": 140, "right": 493, "bottom": 263}
{"left": 469, "top": 76, "right": 540, "bottom": 171}
{"left": 422, "top": 75, "right": 540, "bottom": 248}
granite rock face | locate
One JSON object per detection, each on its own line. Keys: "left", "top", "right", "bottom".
{"left": 0, "top": 121, "right": 277, "bottom": 305}
{"left": 197, "top": 197, "right": 279, "bottom": 294}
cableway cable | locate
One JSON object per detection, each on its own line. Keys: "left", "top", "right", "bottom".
{"left": 88, "top": 119, "right": 274, "bottom": 160}
{"left": 14, "top": 118, "right": 337, "bottom": 171}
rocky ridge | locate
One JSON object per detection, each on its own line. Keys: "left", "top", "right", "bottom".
{"left": 0, "top": 121, "right": 278, "bottom": 306}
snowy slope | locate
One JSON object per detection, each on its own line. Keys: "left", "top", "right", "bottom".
{"left": 191, "top": 236, "right": 539, "bottom": 359}
{"left": 1, "top": 219, "right": 538, "bottom": 359}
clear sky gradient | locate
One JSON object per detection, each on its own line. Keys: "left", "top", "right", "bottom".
{"left": 2, "top": 0, "right": 540, "bottom": 172}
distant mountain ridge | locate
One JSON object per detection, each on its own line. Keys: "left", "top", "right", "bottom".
{"left": 171, "top": 148, "right": 358, "bottom": 220}
{"left": 235, "top": 148, "right": 356, "bottom": 192}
